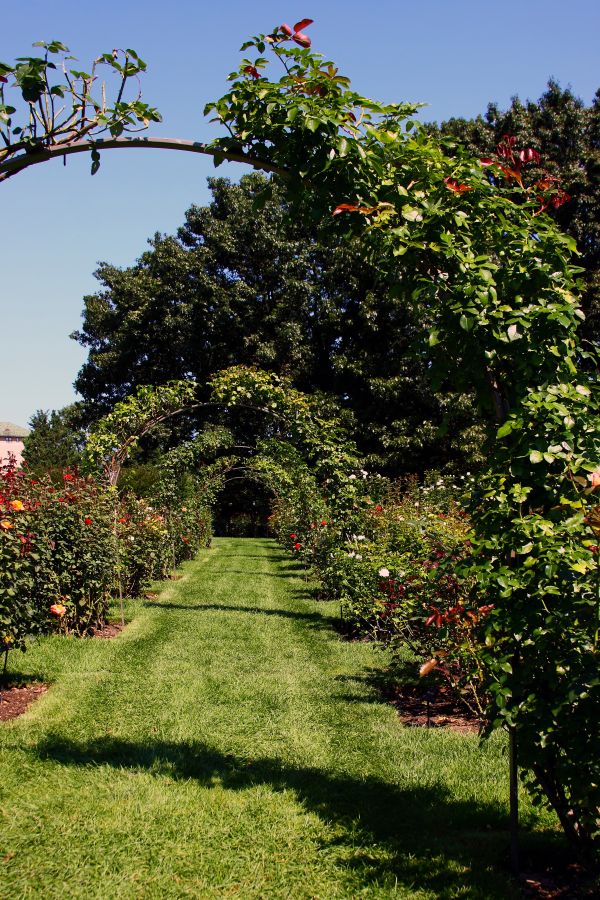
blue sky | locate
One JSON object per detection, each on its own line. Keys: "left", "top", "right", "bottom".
{"left": 1, "top": 0, "right": 599, "bottom": 427}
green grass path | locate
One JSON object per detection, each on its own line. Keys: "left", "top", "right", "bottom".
{"left": 0, "top": 539, "right": 554, "bottom": 898}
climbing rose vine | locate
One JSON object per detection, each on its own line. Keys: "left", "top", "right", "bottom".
{"left": 203, "top": 20, "right": 600, "bottom": 854}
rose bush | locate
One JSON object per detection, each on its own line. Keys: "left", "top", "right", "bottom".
{"left": 0, "top": 463, "right": 115, "bottom": 652}
{"left": 0, "top": 454, "right": 214, "bottom": 666}
{"left": 267, "top": 468, "right": 487, "bottom": 714}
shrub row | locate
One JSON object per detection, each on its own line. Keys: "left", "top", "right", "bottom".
{"left": 0, "top": 462, "right": 210, "bottom": 655}
{"left": 269, "top": 473, "right": 489, "bottom": 716}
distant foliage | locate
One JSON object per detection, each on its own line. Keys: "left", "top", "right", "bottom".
{"left": 23, "top": 407, "right": 83, "bottom": 478}
{"left": 72, "top": 174, "right": 484, "bottom": 476}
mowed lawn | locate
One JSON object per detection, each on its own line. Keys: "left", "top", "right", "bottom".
{"left": 0, "top": 538, "right": 559, "bottom": 899}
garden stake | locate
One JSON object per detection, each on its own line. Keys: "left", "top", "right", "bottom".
{"left": 595, "top": 542, "right": 600, "bottom": 650}
{"left": 113, "top": 502, "right": 125, "bottom": 627}
{"left": 118, "top": 577, "right": 124, "bottom": 628}
{"left": 509, "top": 726, "right": 519, "bottom": 875}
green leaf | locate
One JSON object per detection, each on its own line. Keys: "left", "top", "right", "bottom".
{"left": 401, "top": 205, "right": 423, "bottom": 222}
{"left": 496, "top": 421, "right": 514, "bottom": 439}
{"left": 90, "top": 146, "right": 100, "bottom": 176}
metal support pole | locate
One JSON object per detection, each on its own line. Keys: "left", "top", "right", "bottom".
{"left": 509, "top": 727, "right": 519, "bottom": 875}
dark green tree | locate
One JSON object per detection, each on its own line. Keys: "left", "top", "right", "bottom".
{"left": 72, "top": 173, "right": 484, "bottom": 475}
{"left": 23, "top": 407, "right": 84, "bottom": 477}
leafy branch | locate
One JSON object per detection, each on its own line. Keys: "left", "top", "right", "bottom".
{"left": 0, "top": 40, "right": 161, "bottom": 179}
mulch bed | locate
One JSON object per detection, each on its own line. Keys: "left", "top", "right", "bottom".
{"left": 0, "top": 682, "right": 48, "bottom": 721}
{"left": 384, "top": 682, "right": 482, "bottom": 731}
{"left": 521, "top": 864, "right": 599, "bottom": 898}
{"left": 91, "top": 622, "right": 124, "bottom": 639}
{"left": 335, "top": 620, "right": 482, "bottom": 730}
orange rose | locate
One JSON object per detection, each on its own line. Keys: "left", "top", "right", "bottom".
{"left": 0, "top": 519, "right": 13, "bottom": 530}
{"left": 9, "top": 500, "right": 25, "bottom": 511}
{"left": 50, "top": 603, "right": 67, "bottom": 617}
{"left": 419, "top": 658, "right": 439, "bottom": 677}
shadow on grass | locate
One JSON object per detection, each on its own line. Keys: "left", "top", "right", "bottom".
{"left": 334, "top": 670, "right": 397, "bottom": 707}
{"left": 30, "top": 733, "right": 561, "bottom": 897}
{"left": 215, "top": 551, "right": 285, "bottom": 562}
{"left": 143, "top": 601, "right": 335, "bottom": 629}
{"left": 217, "top": 556, "right": 307, "bottom": 574}
{"left": 335, "top": 659, "right": 420, "bottom": 696}
{"left": 214, "top": 569, "right": 307, "bottom": 578}
{"left": 214, "top": 548, "right": 307, "bottom": 572}
{"left": 0, "top": 671, "right": 48, "bottom": 689}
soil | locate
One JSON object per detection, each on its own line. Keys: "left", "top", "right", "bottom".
{"left": 521, "top": 864, "right": 599, "bottom": 898}
{"left": 0, "top": 682, "right": 48, "bottom": 721}
{"left": 335, "top": 621, "right": 482, "bottom": 731}
{"left": 384, "top": 682, "right": 482, "bottom": 731}
{"left": 91, "top": 622, "right": 124, "bottom": 639}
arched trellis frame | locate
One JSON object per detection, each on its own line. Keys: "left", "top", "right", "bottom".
{"left": 84, "top": 367, "right": 360, "bottom": 492}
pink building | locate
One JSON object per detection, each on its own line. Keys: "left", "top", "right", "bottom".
{"left": 0, "top": 421, "right": 29, "bottom": 468}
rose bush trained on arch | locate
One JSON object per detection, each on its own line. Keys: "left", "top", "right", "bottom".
{"left": 201, "top": 21, "right": 600, "bottom": 853}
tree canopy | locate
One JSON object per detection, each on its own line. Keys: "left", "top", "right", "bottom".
{"left": 22, "top": 407, "right": 83, "bottom": 477}
{"left": 72, "top": 172, "right": 484, "bottom": 475}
